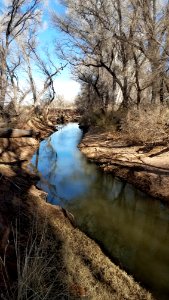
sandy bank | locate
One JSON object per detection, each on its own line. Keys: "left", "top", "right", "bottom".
{"left": 79, "top": 127, "right": 169, "bottom": 203}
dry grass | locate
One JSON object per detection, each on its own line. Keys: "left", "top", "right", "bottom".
{"left": 82, "top": 104, "right": 169, "bottom": 145}
{"left": 14, "top": 223, "right": 55, "bottom": 300}
{"left": 120, "top": 104, "right": 169, "bottom": 144}
{"left": 0, "top": 218, "right": 64, "bottom": 300}
{"left": 0, "top": 196, "right": 155, "bottom": 300}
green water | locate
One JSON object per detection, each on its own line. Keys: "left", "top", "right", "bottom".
{"left": 31, "top": 123, "right": 169, "bottom": 300}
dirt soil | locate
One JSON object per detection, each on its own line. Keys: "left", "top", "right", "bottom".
{"left": 0, "top": 117, "right": 155, "bottom": 299}
{"left": 79, "top": 127, "right": 169, "bottom": 203}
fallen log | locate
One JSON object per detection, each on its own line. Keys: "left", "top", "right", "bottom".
{"left": 0, "top": 128, "right": 39, "bottom": 138}
{"left": 108, "top": 158, "right": 169, "bottom": 175}
{"left": 149, "top": 147, "right": 169, "bottom": 158}
{"left": 137, "top": 140, "right": 168, "bottom": 153}
{"left": 92, "top": 155, "right": 169, "bottom": 175}
{"left": 80, "top": 141, "right": 143, "bottom": 148}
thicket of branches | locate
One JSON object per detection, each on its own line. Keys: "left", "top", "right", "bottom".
{"left": 0, "top": 0, "right": 65, "bottom": 123}
{"left": 52, "top": 0, "right": 169, "bottom": 114}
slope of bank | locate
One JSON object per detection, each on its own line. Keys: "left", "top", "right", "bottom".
{"left": 79, "top": 127, "right": 169, "bottom": 203}
{"left": 0, "top": 117, "right": 155, "bottom": 299}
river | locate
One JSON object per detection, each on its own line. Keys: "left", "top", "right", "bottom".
{"left": 31, "top": 122, "right": 169, "bottom": 300}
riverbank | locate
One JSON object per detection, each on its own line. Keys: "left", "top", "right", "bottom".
{"left": 79, "top": 126, "right": 169, "bottom": 203}
{"left": 0, "top": 116, "right": 155, "bottom": 299}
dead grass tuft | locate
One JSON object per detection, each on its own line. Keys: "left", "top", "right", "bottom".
{"left": 0, "top": 215, "right": 68, "bottom": 300}
{"left": 120, "top": 104, "right": 169, "bottom": 144}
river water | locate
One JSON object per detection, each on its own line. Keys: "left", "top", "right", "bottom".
{"left": 31, "top": 123, "right": 169, "bottom": 300}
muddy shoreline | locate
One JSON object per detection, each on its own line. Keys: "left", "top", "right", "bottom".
{"left": 0, "top": 118, "right": 155, "bottom": 299}
{"left": 79, "top": 126, "right": 169, "bottom": 204}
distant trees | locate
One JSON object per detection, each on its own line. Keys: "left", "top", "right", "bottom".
{"left": 52, "top": 0, "right": 169, "bottom": 112}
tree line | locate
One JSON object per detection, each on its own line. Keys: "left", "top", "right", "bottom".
{"left": 52, "top": 0, "right": 169, "bottom": 113}
{"left": 1, "top": 0, "right": 169, "bottom": 123}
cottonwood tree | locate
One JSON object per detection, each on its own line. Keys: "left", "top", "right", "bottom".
{"left": 75, "top": 64, "right": 115, "bottom": 111}
{"left": 52, "top": 0, "right": 136, "bottom": 109}
{"left": 0, "top": 0, "right": 66, "bottom": 124}
{"left": 113, "top": 0, "right": 169, "bottom": 105}
{"left": 52, "top": 0, "right": 169, "bottom": 112}
{"left": 0, "top": 0, "right": 41, "bottom": 119}
{"left": 131, "top": 0, "right": 167, "bottom": 104}
{"left": 21, "top": 32, "right": 66, "bottom": 121}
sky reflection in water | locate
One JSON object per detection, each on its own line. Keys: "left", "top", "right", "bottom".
{"left": 31, "top": 123, "right": 169, "bottom": 300}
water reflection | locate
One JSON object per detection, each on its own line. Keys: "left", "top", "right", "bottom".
{"left": 31, "top": 123, "right": 169, "bottom": 300}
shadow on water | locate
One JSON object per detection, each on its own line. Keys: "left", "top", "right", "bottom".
{"left": 31, "top": 123, "right": 169, "bottom": 300}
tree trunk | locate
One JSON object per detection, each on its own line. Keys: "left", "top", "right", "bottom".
{"left": 122, "top": 77, "right": 129, "bottom": 108}
{"left": 0, "top": 54, "right": 7, "bottom": 110}
{"left": 160, "top": 77, "right": 164, "bottom": 104}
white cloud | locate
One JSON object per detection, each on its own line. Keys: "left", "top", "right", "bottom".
{"left": 54, "top": 79, "right": 80, "bottom": 102}
{"left": 18, "top": 76, "right": 80, "bottom": 105}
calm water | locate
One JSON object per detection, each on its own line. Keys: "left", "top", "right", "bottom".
{"left": 31, "top": 123, "right": 169, "bottom": 300}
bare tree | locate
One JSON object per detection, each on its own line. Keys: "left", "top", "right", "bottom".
{"left": 52, "top": 0, "right": 169, "bottom": 112}
{"left": 52, "top": 0, "right": 136, "bottom": 108}
{"left": 0, "top": 0, "right": 41, "bottom": 115}
{"left": 21, "top": 36, "right": 66, "bottom": 109}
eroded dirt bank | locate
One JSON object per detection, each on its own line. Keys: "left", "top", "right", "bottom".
{"left": 0, "top": 118, "right": 155, "bottom": 299}
{"left": 79, "top": 127, "right": 169, "bottom": 203}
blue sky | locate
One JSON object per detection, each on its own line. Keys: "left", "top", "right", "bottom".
{"left": 37, "top": 0, "right": 80, "bottom": 102}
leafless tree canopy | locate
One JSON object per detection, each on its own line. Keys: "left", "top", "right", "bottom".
{"left": 0, "top": 0, "right": 65, "bottom": 121}
{"left": 52, "top": 0, "right": 169, "bottom": 112}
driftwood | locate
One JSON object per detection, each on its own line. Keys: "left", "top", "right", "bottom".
{"left": 93, "top": 155, "right": 169, "bottom": 175}
{"left": 107, "top": 158, "right": 169, "bottom": 175}
{"left": 137, "top": 140, "right": 168, "bottom": 153}
{"left": 149, "top": 147, "right": 169, "bottom": 158}
{"left": 0, "top": 128, "right": 39, "bottom": 138}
